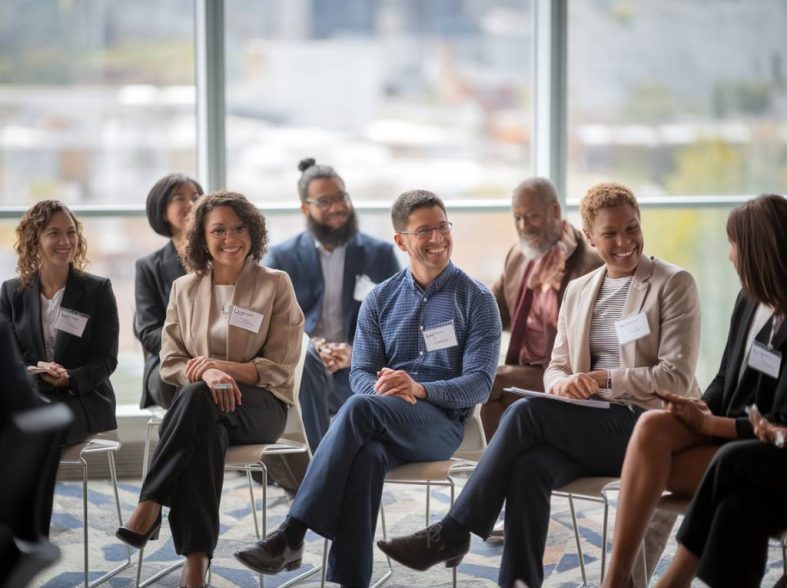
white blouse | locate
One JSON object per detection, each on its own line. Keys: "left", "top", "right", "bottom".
{"left": 208, "top": 284, "right": 235, "bottom": 360}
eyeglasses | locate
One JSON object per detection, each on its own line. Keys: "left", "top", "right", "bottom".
{"left": 305, "top": 192, "right": 350, "bottom": 210}
{"left": 398, "top": 222, "right": 453, "bottom": 240}
{"left": 207, "top": 224, "right": 249, "bottom": 239}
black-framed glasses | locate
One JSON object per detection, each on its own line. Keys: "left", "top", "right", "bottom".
{"left": 398, "top": 222, "right": 453, "bottom": 240}
{"left": 305, "top": 192, "right": 350, "bottom": 210}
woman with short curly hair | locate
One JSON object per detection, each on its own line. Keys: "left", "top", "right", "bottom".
{"left": 117, "top": 191, "right": 304, "bottom": 588}
{"left": 0, "top": 200, "right": 119, "bottom": 448}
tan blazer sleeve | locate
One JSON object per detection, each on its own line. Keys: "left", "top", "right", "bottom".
{"left": 611, "top": 269, "right": 701, "bottom": 406}
{"left": 159, "top": 279, "right": 190, "bottom": 387}
{"left": 251, "top": 271, "right": 304, "bottom": 394}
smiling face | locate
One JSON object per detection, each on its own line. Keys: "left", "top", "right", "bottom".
{"left": 394, "top": 205, "right": 453, "bottom": 282}
{"left": 301, "top": 177, "right": 352, "bottom": 230}
{"left": 204, "top": 205, "right": 251, "bottom": 272}
{"left": 513, "top": 189, "right": 563, "bottom": 258}
{"left": 584, "top": 203, "right": 643, "bottom": 278}
{"left": 38, "top": 211, "right": 78, "bottom": 271}
{"left": 165, "top": 181, "right": 201, "bottom": 237}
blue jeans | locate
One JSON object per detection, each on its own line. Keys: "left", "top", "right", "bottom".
{"left": 290, "top": 394, "right": 464, "bottom": 587}
{"left": 450, "top": 397, "right": 643, "bottom": 588}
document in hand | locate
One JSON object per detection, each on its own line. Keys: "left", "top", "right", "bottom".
{"left": 503, "top": 387, "right": 610, "bottom": 409}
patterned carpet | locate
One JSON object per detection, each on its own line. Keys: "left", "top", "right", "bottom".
{"left": 32, "top": 471, "right": 785, "bottom": 587}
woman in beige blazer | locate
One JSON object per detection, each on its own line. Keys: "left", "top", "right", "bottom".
{"left": 116, "top": 192, "right": 304, "bottom": 587}
{"left": 376, "top": 182, "right": 702, "bottom": 588}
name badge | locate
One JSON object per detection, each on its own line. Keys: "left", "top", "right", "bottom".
{"left": 748, "top": 341, "right": 782, "bottom": 379}
{"left": 353, "top": 274, "right": 377, "bottom": 302}
{"left": 53, "top": 308, "right": 88, "bottom": 338}
{"left": 422, "top": 320, "right": 458, "bottom": 353}
{"left": 615, "top": 312, "right": 651, "bottom": 346}
{"left": 228, "top": 306, "right": 264, "bottom": 333}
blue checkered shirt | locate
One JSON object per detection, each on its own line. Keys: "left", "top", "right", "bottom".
{"left": 350, "top": 262, "right": 501, "bottom": 418}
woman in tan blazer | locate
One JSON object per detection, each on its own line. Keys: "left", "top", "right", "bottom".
{"left": 375, "top": 182, "right": 701, "bottom": 588}
{"left": 116, "top": 192, "right": 304, "bottom": 588}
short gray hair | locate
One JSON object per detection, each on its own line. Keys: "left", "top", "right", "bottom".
{"left": 513, "top": 177, "right": 559, "bottom": 206}
{"left": 391, "top": 190, "right": 446, "bottom": 231}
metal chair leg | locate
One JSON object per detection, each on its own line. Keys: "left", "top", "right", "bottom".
{"left": 567, "top": 495, "right": 587, "bottom": 585}
{"left": 81, "top": 458, "right": 89, "bottom": 587}
{"left": 600, "top": 496, "right": 609, "bottom": 582}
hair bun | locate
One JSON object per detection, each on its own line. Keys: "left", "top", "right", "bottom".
{"left": 298, "top": 158, "right": 316, "bottom": 173}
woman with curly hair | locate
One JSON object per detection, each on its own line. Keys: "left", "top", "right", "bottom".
{"left": 0, "top": 200, "right": 119, "bottom": 447}
{"left": 116, "top": 192, "right": 304, "bottom": 588}
{"left": 135, "top": 173, "right": 203, "bottom": 409}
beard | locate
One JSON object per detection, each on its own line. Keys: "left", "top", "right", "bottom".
{"left": 307, "top": 208, "right": 359, "bottom": 249}
{"left": 518, "top": 220, "right": 562, "bottom": 259}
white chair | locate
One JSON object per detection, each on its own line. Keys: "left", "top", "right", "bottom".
{"left": 58, "top": 431, "right": 133, "bottom": 587}
{"left": 552, "top": 476, "right": 620, "bottom": 585}
{"left": 313, "top": 405, "right": 487, "bottom": 588}
{"left": 135, "top": 333, "right": 314, "bottom": 587}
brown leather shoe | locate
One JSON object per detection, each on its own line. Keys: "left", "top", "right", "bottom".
{"left": 377, "top": 522, "right": 470, "bottom": 571}
{"left": 233, "top": 529, "right": 303, "bottom": 574}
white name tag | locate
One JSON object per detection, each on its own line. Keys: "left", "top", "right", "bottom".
{"left": 615, "top": 312, "right": 651, "bottom": 346}
{"left": 422, "top": 321, "right": 458, "bottom": 353}
{"left": 353, "top": 274, "right": 377, "bottom": 302}
{"left": 748, "top": 341, "right": 782, "bottom": 379}
{"left": 228, "top": 306, "right": 264, "bottom": 333}
{"left": 53, "top": 308, "right": 88, "bottom": 338}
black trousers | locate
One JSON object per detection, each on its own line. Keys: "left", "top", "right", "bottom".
{"left": 449, "top": 397, "right": 642, "bottom": 588}
{"left": 0, "top": 420, "right": 65, "bottom": 540}
{"left": 146, "top": 365, "right": 177, "bottom": 409}
{"left": 140, "top": 382, "right": 287, "bottom": 556}
{"left": 677, "top": 439, "right": 787, "bottom": 588}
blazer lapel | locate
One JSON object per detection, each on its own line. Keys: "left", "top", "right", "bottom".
{"left": 727, "top": 298, "right": 758, "bottom": 387}
{"left": 226, "top": 259, "right": 257, "bottom": 361}
{"left": 770, "top": 314, "right": 787, "bottom": 352}
{"left": 342, "top": 236, "right": 364, "bottom": 338}
{"left": 53, "top": 269, "right": 85, "bottom": 362}
{"left": 161, "top": 241, "right": 185, "bottom": 286}
{"left": 25, "top": 277, "right": 46, "bottom": 360}
{"left": 619, "top": 256, "right": 654, "bottom": 368}
{"left": 574, "top": 267, "right": 606, "bottom": 374}
{"left": 190, "top": 272, "right": 212, "bottom": 358}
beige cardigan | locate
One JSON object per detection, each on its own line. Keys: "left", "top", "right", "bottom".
{"left": 543, "top": 255, "right": 702, "bottom": 410}
{"left": 160, "top": 259, "right": 305, "bottom": 406}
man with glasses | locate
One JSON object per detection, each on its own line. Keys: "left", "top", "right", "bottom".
{"left": 482, "top": 177, "right": 601, "bottom": 442}
{"left": 266, "top": 159, "right": 400, "bottom": 453}
{"left": 235, "top": 190, "right": 501, "bottom": 588}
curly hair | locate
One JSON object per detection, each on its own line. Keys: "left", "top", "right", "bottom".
{"left": 14, "top": 200, "right": 88, "bottom": 290}
{"left": 183, "top": 191, "right": 269, "bottom": 275}
{"left": 580, "top": 181, "right": 640, "bottom": 231}
{"left": 726, "top": 193, "right": 787, "bottom": 315}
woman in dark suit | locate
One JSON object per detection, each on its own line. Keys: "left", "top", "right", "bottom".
{"left": 603, "top": 193, "right": 787, "bottom": 587}
{"left": 117, "top": 192, "right": 304, "bottom": 588}
{"left": 0, "top": 200, "right": 119, "bottom": 447}
{"left": 135, "top": 173, "right": 203, "bottom": 409}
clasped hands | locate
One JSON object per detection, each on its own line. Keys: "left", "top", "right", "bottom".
{"left": 312, "top": 337, "right": 351, "bottom": 373}
{"left": 186, "top": 356, "right": 241, "bottom": 412}
{"left": 374, "top": 367, "right": 426, "bottom": 405}
{"left": 35, "top": 361, "right": 70, "bottom": 388}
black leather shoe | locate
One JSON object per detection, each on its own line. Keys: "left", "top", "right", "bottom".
{"left": 377, "top": 522, "right": 470, "bottom": 571}
{"left": 115, "top": 511, "right": 162, "bottom": 550}
{"left": 233, "top": 529, "right": 304, "bottom": 574}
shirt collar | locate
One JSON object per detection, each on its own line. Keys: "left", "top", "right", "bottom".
{"left": 405, "top": 261, "right": 457, "bottom": 295}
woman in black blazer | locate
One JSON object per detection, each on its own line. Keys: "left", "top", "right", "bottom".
{"left": 0, "top": 200, "right": 119, "bottom": 446}
{"left": 604, "top": 193, "right": 787, "bottom": 587}
{"left": 134, "top": 174, "right": 203, "bottom": 409}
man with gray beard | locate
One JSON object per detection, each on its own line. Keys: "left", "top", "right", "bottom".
{"left": 482, "top": 177, "right": 601, "bottom": 441}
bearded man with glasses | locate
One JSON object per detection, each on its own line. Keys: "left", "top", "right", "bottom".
{"left": 265, "top": 159, "right": 400, "bottom": 456}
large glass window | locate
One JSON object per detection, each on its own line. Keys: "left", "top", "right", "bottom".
{"left": 225, "top": 0, "right": 533, "bottom": 202}
{"left": 0, "top": 0, "right": 197, "bottom": 206}
{"left": 567, "top": 0, "right": 787, "bottom": 199}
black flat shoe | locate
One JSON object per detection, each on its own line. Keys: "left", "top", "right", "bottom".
{"left": 115, "top": 511, "right": 162, "bottom": 550}
{"left": 377, "top": 522, "right": 470, "bottom": 571}
{"left": 233, "top": 529, "right": 303, "bottom": 574}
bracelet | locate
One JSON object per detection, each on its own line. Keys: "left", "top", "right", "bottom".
{"left": 775, "top": 430, "right": 785, "bottom": 449}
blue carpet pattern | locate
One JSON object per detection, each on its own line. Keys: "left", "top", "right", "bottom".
{"left": 33, "top": 472, "right": 785, "bottom": 587}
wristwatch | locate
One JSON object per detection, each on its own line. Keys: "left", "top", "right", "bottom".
{"left": 775, "top": 429, "right": 785, "bottom": 449}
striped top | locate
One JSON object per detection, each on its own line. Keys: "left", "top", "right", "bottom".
{"left": 589, "top": 275, "right": 633, "bottom": 372}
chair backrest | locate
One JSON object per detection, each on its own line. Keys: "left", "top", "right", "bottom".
{"left": 278, "top": 333, "right": 311, "bottom": 453}
{"left": 453, "top": 404, "right": 486, "bottom": 462}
